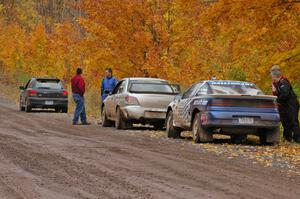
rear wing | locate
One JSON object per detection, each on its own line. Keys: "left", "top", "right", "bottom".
{"left": 207, "top": 94, "right": 277, "bottom": 100}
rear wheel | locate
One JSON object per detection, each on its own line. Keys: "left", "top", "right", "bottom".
{"left": 230, "top": 135, "right": 247, "bottom": 144}
{"left": 166, "top": 111, "right": 181, "bottom": 138}
{"left": 25, "top": 99, "right": 32, "bottom": 112}
{"left": 192, "top": 112, "right": 213, "bottom": 143}
{"left": 259, "top": 127, "right": 280, "bottom": 145}
{"left": 102, "top": 107, "right": 113, "bottom": 127}
{"left": 115, "top": 108, "right": 130, "bottom": 129}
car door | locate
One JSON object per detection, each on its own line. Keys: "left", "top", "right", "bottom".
{"left": 174, "top": 82, "right": 204, "bottom": 128}
{"left": 110, "top": 80, "right": 126, "bottom": 120}
{"left": 20, "top": 79, "right": 33, "bottom": 106}
{"left": 106, "top": 81, "right": 124, "bottom": 118}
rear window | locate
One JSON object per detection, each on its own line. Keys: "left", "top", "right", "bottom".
{"left": 35, "top": 79, "right": 63, "bottom": 90}
{"left": 129, "top": 81, "right": 176, "bottom": 94}
{"left": 208, "top": 82, "right": 264, "bottom": 95}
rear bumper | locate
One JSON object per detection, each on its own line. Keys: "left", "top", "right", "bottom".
{"left": 202, "top": 110, "right": 280, "bottom": 129}
{"left": 28, "top": 97, "right": 68, "bottom": 108}
{"left": 121, "top": 106, "right": 166, "bottom": 122}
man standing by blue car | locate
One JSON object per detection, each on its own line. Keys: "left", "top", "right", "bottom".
{"left": 101, "top": 68, "right": 118, "bottom": 104}
{"left": 71, "top": 68, "right": 90, "bottom": 125}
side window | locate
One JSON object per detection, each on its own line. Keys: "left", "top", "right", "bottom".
{"left": 182, "top": 85, "right": 197, "bottom": 99}
{"left": 28, "top": 81, "right": 35, "bottom": 89}
{"left": 117, "top": 81, "right": 126, "bottom": 94}
{"left": 24, "top": 80, "right": 31, "bottom": 89}
{"left": 196, "top": 84, "right": 208, "bottom": 96}
{"left": 112, "top": 81, "right": 123, "bottom": 94}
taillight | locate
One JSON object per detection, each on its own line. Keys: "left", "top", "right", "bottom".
{"left": 62, "top": 91, "right": 68, "bottom": 97}
{"left": 125, "top": 96, "right": 139, "bottom": 105}
{"left": 28, "top": 90, "right": 37, "bottom": 97}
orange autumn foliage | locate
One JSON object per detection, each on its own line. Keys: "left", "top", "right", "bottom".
{"left": 0, "top": 0, "right": 299, "bottom": 94}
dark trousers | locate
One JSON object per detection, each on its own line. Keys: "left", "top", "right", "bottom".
{"left": 279, "top": 101, "right": 300, "bottom": 141}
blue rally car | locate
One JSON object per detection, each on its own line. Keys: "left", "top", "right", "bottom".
{"left": 166, "top": 80, "right": 280, "bottom": 144}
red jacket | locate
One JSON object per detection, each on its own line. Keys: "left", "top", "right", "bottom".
{"left": 71, "top": 75, "right": 85, "bottom": 96}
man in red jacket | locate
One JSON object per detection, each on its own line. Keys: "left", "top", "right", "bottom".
{"left": 71, "top": 68, "right": 90, "bottom": 125}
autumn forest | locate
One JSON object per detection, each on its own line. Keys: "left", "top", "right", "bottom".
{"left": 0, "top": 0, "right": 299, "bottom": 97}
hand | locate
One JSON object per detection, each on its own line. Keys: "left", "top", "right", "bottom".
{"left": 272, "top": 84, "right": 276, "bottom": 92}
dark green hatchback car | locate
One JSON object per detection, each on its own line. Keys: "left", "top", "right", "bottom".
{"left": 19, "top": 78, "right": 68, "bottom": 113}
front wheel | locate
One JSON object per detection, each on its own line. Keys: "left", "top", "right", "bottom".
{"left": 192, "top": 112, "right": 213, "bottom": 143}
{"left": 230, "top": 135, "right": 247, "bottom": 144}
{"left": 19, "top": 100, "right": 25, "bottom": 112}
{"left": 102, "top": 108, "right": 113, "bottom": 127}
{"left": 166, "top": 111, "right": 181, "bottom": 138}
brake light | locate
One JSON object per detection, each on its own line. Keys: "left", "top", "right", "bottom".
{"left": 62, "top": 91, "right": 68, "bottom": 97}
{"left": 125, "top": 96, "right": 139, "bottom": 105}
{"left": 28, "top": 90, "right": 37, "bottom": 97}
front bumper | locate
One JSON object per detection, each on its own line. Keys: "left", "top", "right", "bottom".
{"left": 28, "top": 97, "right": 68, "bottom": 108}
{"left": 121, "top": 106, "right": 167, "bottom": 121}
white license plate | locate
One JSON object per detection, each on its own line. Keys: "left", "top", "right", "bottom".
{"left": 45, "top": 101, "right": 54, "bottom": 105}
{"left": 238, "top": 117, "right": 254, "bottom": 124}
{"left": 145, "top": 111, "right": 165, "bottom": 119}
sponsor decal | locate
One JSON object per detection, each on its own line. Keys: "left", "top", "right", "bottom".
{"left": 209, "top": 81, "right": 255, "bottom": 86}
{"left": 193, "top": 99, "right": 208, "bottom": 106}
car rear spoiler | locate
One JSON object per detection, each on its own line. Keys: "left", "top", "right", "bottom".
{"left": 207, "top": 94, "right": 277, "bottom": 100}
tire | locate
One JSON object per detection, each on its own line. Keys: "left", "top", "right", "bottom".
{"left": 25, "top": 99, "right": 32, "bottom": 113}
{"left": 62, "top": 107, "right": 68, "bottom": 113}
{"left": 115, "top": 108, "right": 129, "bottom": 129}
{"left": 192, "top": 112, "right": 213, "bottom": 143}
{"left": 55, "top": 108, "right": 61, "bottom": 113}
{"left": 153, "top": 121, "right": 165, "bottom": 130}
{"left": 19, "top": 100, "right": 25, "bottom": 112}
{"left": 102, "top": 107, "right": 113, "bottom": 127}
{"left": 259, "top": 127, "right": 280, "bottom": 145}
{"left": 166, "top": 111, "right": 181, "bottom": 138}
{"left": 230, "top": 135, "right": 247, "bottom": 144}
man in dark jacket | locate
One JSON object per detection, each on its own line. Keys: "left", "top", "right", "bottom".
{"left": 71, "top": 68, "right": 90, "bottom": 125}
{"left": 271, "top": 65, "right": 300, "bottom": 142}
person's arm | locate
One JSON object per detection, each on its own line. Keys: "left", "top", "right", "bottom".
{"left": 277, "top": 80, "right": 291, "bottom": 103}
{"left": 101, "top": 79, "right": 104, "bottom": 96}
{"left": 113, "top": 78, "right": 118, "bottom": 88}
{"left": 78, "top": 77, "right": 85, "bottom": 96}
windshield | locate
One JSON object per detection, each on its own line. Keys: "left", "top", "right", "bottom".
{"left": 36, "top": 79, "right": 63, "bottom": 90}
{"left": 129, "top": 81, "right": 176, "bottom": 94}
{"left": 208, "top": 82, "right": 264, "bottom": 95}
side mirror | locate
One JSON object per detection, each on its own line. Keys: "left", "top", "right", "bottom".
{"left": 171, "top": 84, "right": 181, "bottom": 94}
{"left": 104, "top": 90, "right": 110, "bottom": 94}
{"left": 19, "top": 86, "right": 25, "bottom": 90}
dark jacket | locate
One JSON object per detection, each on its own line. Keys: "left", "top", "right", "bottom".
{"left": 71, "top": 75, "right": 85, "bottom": 96}
{"left": 273, "top": 77, "right": 298, "bottom": 105}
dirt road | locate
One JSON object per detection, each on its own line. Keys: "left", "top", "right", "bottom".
{"left": 0, "top": 100, "right": 299, "bottom": 199}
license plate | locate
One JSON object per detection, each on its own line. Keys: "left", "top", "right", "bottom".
{"left": 238, "top": 117, "right": 254, "bottom": 124}
{"left": 145, "top": 111, "right": 165, "bottom": 119}
{"left": 45, "top": 101, "right": 54, "bottom": 105}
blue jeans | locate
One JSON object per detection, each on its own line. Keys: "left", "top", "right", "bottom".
{"left": 73, "top": 93, "right": 87, "bottom": 124}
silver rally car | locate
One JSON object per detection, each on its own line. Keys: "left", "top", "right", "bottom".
{"left": 102, "top": 78, "right": 179, "bottom": 129}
